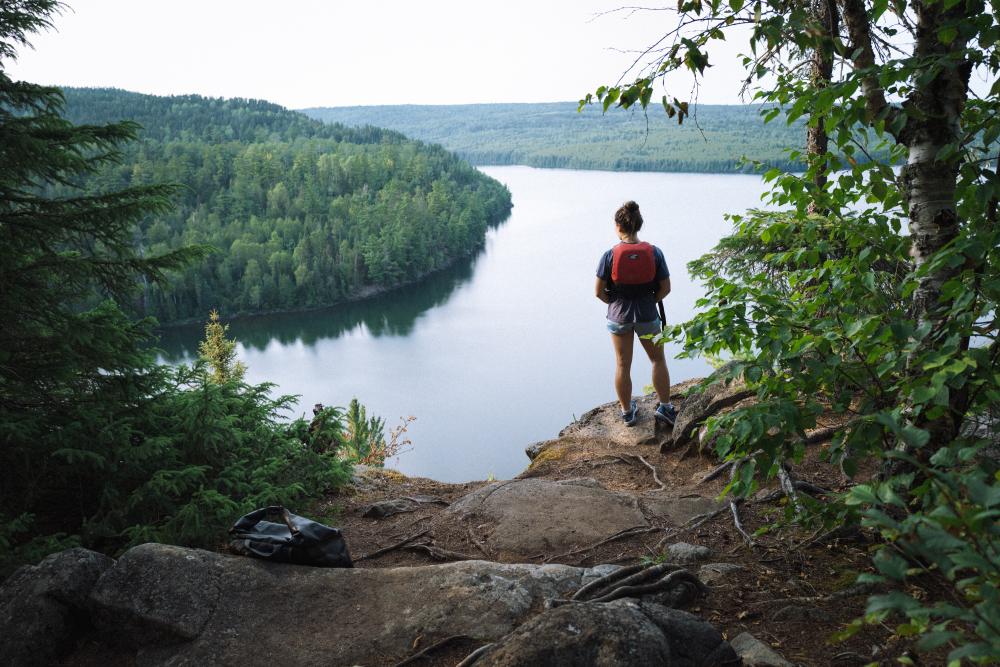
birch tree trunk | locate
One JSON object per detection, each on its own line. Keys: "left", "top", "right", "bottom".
{"left": 841, "top": 0, "right": 977, "bottom": 451}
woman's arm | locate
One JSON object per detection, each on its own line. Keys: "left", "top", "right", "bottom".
{"left": 654, "top": 278, "right": 671, "bottom": 301}
{"left": 595, "top": 277, "right": 611, "bottom": 304}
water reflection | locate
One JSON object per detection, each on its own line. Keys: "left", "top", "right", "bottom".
{"left": 156, "top": 250, "right": 481, "bottom": 361}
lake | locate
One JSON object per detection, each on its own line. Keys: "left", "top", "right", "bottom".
{"left": 157, "top": 166, "right": 767, "bottom": 482}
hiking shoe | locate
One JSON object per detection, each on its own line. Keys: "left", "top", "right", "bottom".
{"left": 655, "top": 402, "right": 677, "bottom": 426}
{"left": 622, "top": 400, "right": 638, "bottom": 427}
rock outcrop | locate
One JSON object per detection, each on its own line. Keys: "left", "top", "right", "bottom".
{"left": 0, "top": 548, "right": 113, "bottom": 667}
{"left": 474, "top": 600, "right": 739, "bottom": 667}
{"left": 444, "top": 477, "right": 648, "bottom": 558}
{"left": 81, "top": 543, "right": 634, "bottom": 666}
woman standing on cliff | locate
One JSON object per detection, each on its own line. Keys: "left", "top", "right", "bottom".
{"left": 595, "top": 201, "right": 677, "bottom": 427}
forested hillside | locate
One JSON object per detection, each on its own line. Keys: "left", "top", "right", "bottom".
{"left": 301, "top": 102, "right": 805, "bottom": 173}
{"left": 59, "top": 89, "right": 512, "bottom": 323}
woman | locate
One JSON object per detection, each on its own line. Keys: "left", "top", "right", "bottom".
{"left": 595, "top": 201, "right": 677, "bottom": 427}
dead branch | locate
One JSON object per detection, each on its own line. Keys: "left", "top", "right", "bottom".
{"left": 392, "top": 634, "right": 472, "bottom": 667}
{"left": 636, "top": 455, "right": 667, "bottom": 490}
{"left": 777, "top": 464, "right": 805, "bottom": 515}
{"left": 746, "top": 582, "right": 878, "bottom": 609}
{"left": 455, "top": 643, "right": 495, "bottom": 667}
{"left": 698, "top": 449, "right": 763, "bottom": 485}
{"left": 404, "top": 543, "right": 478, "bottom": 561}
{"left": 466, "top": 526, "right": 492, "bottom": 559}
{"left": 654, "top": 506, "right": 729, "bottom": 550}
{"left": 730, "top": 498, "right": 755, "bottom": 545}
{"left": 402, "top": 496, "right": 450, "bottom": 506}
{"left": 793, "top": 480, "right": 831, "bottom": 496}
{"left": 356, "top": 529, "right": 430, "bottom": 561}
{"left": 726, "top": 454, "right": 757, "bottom": 547}
{"left": 545, "top": 525, "right": 659, "bottom": 563}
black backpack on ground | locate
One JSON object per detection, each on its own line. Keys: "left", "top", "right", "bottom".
{"left": 228, "top": 505, "right": 353, "bottom": 568}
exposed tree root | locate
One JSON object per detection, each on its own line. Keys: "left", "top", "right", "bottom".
{"left": 577, "top": 562, "right": 679, "bottom": 600}
{"left": 550, "top": 562, "right": 707, "bottom": 608}
{"left": 571, "top": 563, "right": 651, "bottom": 600}
{"left": 392, "top": 634, "right": 471, "bottom": 667}
{"left": 587, "top": 569, "right": 707, "bottom": 604}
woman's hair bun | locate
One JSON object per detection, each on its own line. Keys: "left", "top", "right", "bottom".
{"left": 614, "top": 200, "right": 644, "bottom": 234}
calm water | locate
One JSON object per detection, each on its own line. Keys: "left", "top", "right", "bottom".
{"left": 158, "top": 166, "right": 766, "bottom": 482}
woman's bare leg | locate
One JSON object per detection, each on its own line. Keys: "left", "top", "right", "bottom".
{"left": 638, "top": 335, "right": 671, "bottom": 404}
{"left": 611, "top": 331, "right": 635, "bottom": 412}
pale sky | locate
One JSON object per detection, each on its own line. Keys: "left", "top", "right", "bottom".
{"left": 7, "top": 1, "right": 750, "bottom": 108}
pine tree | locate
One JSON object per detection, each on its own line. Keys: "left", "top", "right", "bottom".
{"left": 0, "top": 0, "right": 203, "bottom": 565}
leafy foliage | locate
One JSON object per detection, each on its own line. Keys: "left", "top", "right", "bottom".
{"left": 57, "top": 88, "right": 512, "bottom": 323}
{"left": 843, "top": 447, "right": 1000, "bottom": 662}
{"left": 586, "top": 0, "right": 1000, "bottom": 660}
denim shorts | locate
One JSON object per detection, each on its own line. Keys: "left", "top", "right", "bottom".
{"left": 607, "top": 319, "right": 662, "bottom": 336}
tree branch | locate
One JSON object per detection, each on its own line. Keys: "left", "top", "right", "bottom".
{"left": 838, "top": 0, "right": 900, "bottom": 135}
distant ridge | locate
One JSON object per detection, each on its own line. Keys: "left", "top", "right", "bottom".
{"left": 301, "top": 102, "right": 805, "bottom": 174}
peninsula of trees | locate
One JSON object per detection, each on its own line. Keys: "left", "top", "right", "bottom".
{"left": 301, "top": 102, "right": 805, "bottom": 173}
{"left": 59, "top": 88, "right": 513, "bottom": 323}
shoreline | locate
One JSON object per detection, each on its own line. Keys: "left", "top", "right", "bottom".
{"left": 152, "top": 232, "right": 499, "bottom": 331}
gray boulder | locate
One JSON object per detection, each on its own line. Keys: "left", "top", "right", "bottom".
{"left": 664, "top": 542, "right": 713, "bottom": 564}
{"left": 445, "top": 478, "right": 648, "bottom": 558}
{"left": 361, "top": 498, "right": 417, "bottom": 518}
{"left": 731, "top": 632, "right": 795, "bottom": 667}
{"left": 89, "top": 543, "right": 223, "bottom": 644}
{"left": 84, "top": 543, "right": 616, "bottom": 665}
{"left": 698, "top": 562, "right": 747, "bottom": 586}
{"left": 0, "top": 547, "right": 114, "bottom": 667}
{"left": 671, "top": 364, "right": 753, "bottom": 448}
{"left": 525, "top": 439, "right": 554, "bottom": 461}
{"left": 475, "top": 599, "right": 739, "bottom": 667}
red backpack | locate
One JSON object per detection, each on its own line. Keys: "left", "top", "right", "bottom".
{"left": 611, "top": 242, "right": 656, "bottom": 285}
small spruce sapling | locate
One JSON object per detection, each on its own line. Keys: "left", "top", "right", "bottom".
{"left": 198, "top": 309, "right": 246, "bottom": 384}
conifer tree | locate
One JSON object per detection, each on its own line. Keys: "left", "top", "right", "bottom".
{"left": 198, "top": 310, "right": 246, "bottom": 383}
